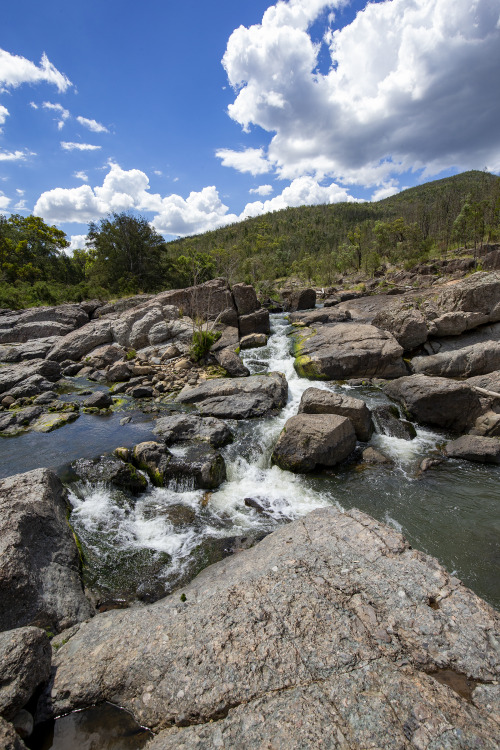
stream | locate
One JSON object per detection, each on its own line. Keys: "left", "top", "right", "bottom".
{"left": 2, "top": 313, "right": 499, "bottom": 609}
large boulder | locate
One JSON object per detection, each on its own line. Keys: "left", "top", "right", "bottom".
{"left": 153, "top": 414, "right": 233, "bottom": 448}
{"left": 445, "top": 435, "right": 500, "bottom": 464}
{"left": 411, "top": 341, "right": 500, "bottom": 378}
{"left": 47, "top": 320, "right": 113, "bottom": 362}
{"left": 214, "top": 348, "right": 250, "bottom": 377}
{"left": 384, "top": 374, "right": 482, "bottom": 433}
{"left": 432, "top": 271, "right": 500, "bottom": 323}
{"left": 0, "top": 359, "right": 61, "bottom": 396}
{"left": 238, "top": 308, "right": 271, "bottom": 337}
{"left": 175, "top": 372, "right": 288, "bottom": 419}
{"left": 271, "top": 413, "right": 356, "bottom": 472}
{"left": 372, "top": 404, "right": 417, "bottom": 440}
{"left": 282, "top": 287, "right": 316, "bottom": 311}
{"left": 0, "top": 469, "right": 93, "bottom": 633}
{"left": 294, "top": 323, "right": 406, "bottom": 380}
{"left": 0, "top": 304, "right": 89, "bottom": 345}
{"left": 0, "top": 337, "right": 60, "bottom": 363}
{"left": 71, "top": 456, "right": 148, "bottom": 495}
{"left": 298, "top": 387, "right": 373, "bottom": 441}
{"left": 132, "top": 441, "right": 226, "bottom": 490}
{"left": 40, "top": 508, "right": 500, "bottom": 747}
{"left": 231, "top": 283, "right": 260, "bottom": 316}
{"left": 372, "top": 305, "right": 428, "bottom": 351}
{"left": 0, "top": 627, "right": 51, "bottom": 720}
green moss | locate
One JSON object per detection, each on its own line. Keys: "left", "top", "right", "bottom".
{"left": 293, "top": 355, "right": 327, "bottom": 380}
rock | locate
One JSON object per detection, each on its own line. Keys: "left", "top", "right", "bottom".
{"left": 282, "top": 287, "right": 316, "bottom": 311}
{"left": 469, "top": 410, "right": 500, "bottom": 437}
{"left": 83, "top": 344, "right": 126, "bottom": 369}
{"left": 445, "top": 435, "right": 500, "bottom": 464}
{"left": 238, "top": 308, "right": 271, "bottom": 337}
{"left": 0, "top": 337, "right": 60, "bottom": 363}
{"left": 47, "top": 320, "right": 113, "bottom": 363}
{"left": 1, "top": 395, "right": 15, "bottom": 407}
{"left": 0, "top": 469, "right": 93, "bottom": 633}
{"left": 0, "top": 359, "right": 61, "bottom": 396}
{"left": 161, "top": 504, "right": 196, "bottom": 527}
{"left": 271, "top": 413, "right": 356, "bottom": 472}
{"left": 467, "top": 370, "right": 500, "bottom": 393}
{"left": 362, "top": 447, "right": 393, "bottom": 465}
{"left": 384, "top": 374, "right": 482, "bottom": 433}
{"left": 0, "top": 304, "right": 89, "bottom": 345}
{"left": 372, "top": 306, "right": 428, "bottom": 351}
{"left": 411, "top": 341, "right": 500, "bottom": 378}
{"left": 418, "top": 456, "right": 445, "bottom": 473}
{"left": 293, "top": 323, "right": 406, "bottom": 380}
{"left": 32, "top": 412, "right": 79, "bottom": 433}
{"left": 106, "top": 361, "right": 132, "bottom": 382}
{"left": 83, "top": 390, "right": 112, "bottom": 409}
{"left": 128, "top": 385, "right": 154, "bottom": 398}
{"left": 231, "top": 283, "right": 260, "bottom": 315}
{"left": 32, "top": 391, "right": 57, "bottom": 405}
{"left": 0, "top": 627, "right": 51, "bottom": 720}
{"left": 39, "top": 507, "right": 500, "bottom": 747}
{"left": 239, "top": 333, "right": 268, "bottom": 349}
{"left": 0, "top": 406, "right": 44, "bottom": 436}
{"left": 288, "top": 308, "right": 351, "bottom": 326}
{"left": 176, "top": 372, "right": 287, "bottom": 419}
{"left": 299, "top": 387, "right": 373, "bottom": 441}
{"left": 71, "top": 456, "right": 148, "bottom": 495}
{"left": 161, "top": 345, "right": 181, "bottom": 361}
{"left": 153, "top": 414, "right": 233, "bottom": 448}
{"left": 433, "top": 271, "right": 500, "bottom": 324}
{"left": 214, "top": 348, "right": 250, "bottom": 377}
{"left": 372, "top": 404, "right": 417, "bottom": 440}
{"left": 132, "top": 441, "right": 225, "bottom": 490}
{"left": 0, "top": 716, "right": 28, "bottom": 749}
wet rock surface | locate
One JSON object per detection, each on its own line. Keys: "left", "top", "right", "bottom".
{"left": 71, "top": 455, "right": 148, "bottom": 494}
{"left": 372, "top": 404, "right": 417, "bottom": 440}
{"left": 299, "top": 387, "right": 373, "bottom": 441}
{"left": 39, "top": 508, "right": 499, "bottom": 748}
{"left": 0, "top": 469, "right": 93, "bottom": 633}
{"left": 153, "top": 413, "right": 233, "bottom": 448}
{"left": 272, "top": 413, "right": 356, "bottom": 472}
{"left": 445, "top": 435, "right": 500, "bottom": 464}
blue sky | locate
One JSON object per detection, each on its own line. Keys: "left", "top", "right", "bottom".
{"left": 1, "top": 0, "right": 499, "bottom": 250}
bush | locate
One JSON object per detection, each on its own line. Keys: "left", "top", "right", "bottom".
{"left": 190, "top": 329, "right": 221, "bottom": 361}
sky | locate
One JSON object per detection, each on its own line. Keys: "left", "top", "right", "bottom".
{"left": 1, "top": 0, "right": 500, "bottom": 252}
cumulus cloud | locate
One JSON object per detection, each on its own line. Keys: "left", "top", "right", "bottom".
{"left": 61, "top": 142, "right": 101, "bottom": 152}
{"left": 74, "top": 170, "right": 89, "bottom": 182}
{"left": 0, "top": 148, "right": 34, "bottom": 162}
{"left": 0, "top": 193, "right": 10, "bottom": 211}
{"left": 0, "top": 104, "right": 9, "bottom": 132}
{"left": 222, "top": 0, "right": 500, "bottom": 185}
{"left": 76, "top": 116, "right": 108, "bottom": 133}
{"left": 0, "top": 49, "right": 71, "bottom": 93}
{"left": 69, "top": 234, "right": 87, "bottom": 253}
{"left": 371, "top": 184, "right": 400, "bottom": 201}
{"left": 249, "top": 184, "right": 273, "bottom": 196}
{"left": 216, "top": 147, "right": 271, "bottom": 175}
{"left": 42, "top": 101, "right": 70, "bottom": 130}
{"left": 34, "top": 162, "right": 358, "bottom": 235}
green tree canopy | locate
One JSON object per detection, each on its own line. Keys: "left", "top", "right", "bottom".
{"left": 0, "top": 214, "right": 70, "bottom": 284}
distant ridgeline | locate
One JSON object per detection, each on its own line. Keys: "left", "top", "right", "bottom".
{"left": 1, "top": 170, "right": 499, "bottom": 308}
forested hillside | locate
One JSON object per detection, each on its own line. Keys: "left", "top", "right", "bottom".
{"left": 1, "top": 170, "right": 499, "bottom": 308}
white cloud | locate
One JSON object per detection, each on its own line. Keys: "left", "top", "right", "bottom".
{"left": 371, "top": 184, "right": 400, "bottom": 201}
{"left": 222, "top": 0, "right": 500, "bottom": 186}
{"left": 216, "top": 147, "right": 271, "bottom": 175}
{"left": 42, "top": 101, "right": 70, "bottom": 130}
{"left": 250, "top": 184, "right": 273, "bottom": 196}
{"left": 69, "top": 234, "right": 87, "bottom": 252}
{"left": 154, "top": 170, "right": 162, "bottom": 176}
{"left": 0, "top": 193, "right": 10, "bottom": 211}
{"left": 76, "top": 116, "right": 108, "bottom": 133}
{"left": 61, "top": 142, "right": 101, "bottom": 152}
{"left": 241, "top": 176, "right": 356, "bottom": 219}
{"left": 73, "top": 170, "right": 88, "bottom": 182}
{"left": 14, "top": 199, "right": 27, "bottom": 210}
{"left": 16, "top": 188, "right": 24, "bottom": 195}
{"left": 0, "top": 49, "right": 72, "bottom": 93}
{"left": 0, "top": 148, "right": 34, "bottom": 162}
{"left": 29, "top": 101, "right": 38, "bottom": 109}
{"left": 0, "top": 104, "right": 9, "bottom": 132}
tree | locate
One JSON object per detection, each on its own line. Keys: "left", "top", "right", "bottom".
{"left": 0, "top": 214, "right": 70, "bottom": 284}
{"left": 85, "top": 212, "right": 167, "bottom": 293}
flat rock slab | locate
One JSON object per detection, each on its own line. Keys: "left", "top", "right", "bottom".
{"left": 153, "top": 414, "right": 233, "bottom": 448}
{"left": 272, "top": 413, "right": 356, "bottom": 472}
{"left": 0, "top": 469, "right": 93, "bottom": 633}
{"left": 411, "top": 341, "right": 500, "bottom": 378}
{"left": 41, "top": 507, "right": 499, "bottom": 748}
{"left": 445, "top": 435, "right": 500, "bottom": 464}
{"left": 289, "top": 308, "right": 351, "bottom": 326}
{"left": 175, "top": 372, "right": 288, "bottom": 419}
{"left": 293, "top": 323, "right": 406, "bottom": 380}
{"left": 384, "top": 374, "right": 483, "bottom": 433}
{"left": 299, "top": 387, "right": 373, "bottom": 441}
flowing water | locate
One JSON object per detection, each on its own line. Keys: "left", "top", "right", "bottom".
{"left": 1, "top": 314, "right": 499, "bottom": 609}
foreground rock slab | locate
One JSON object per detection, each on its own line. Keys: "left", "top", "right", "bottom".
{"left": 175, "top": 372, "right": 288, "bottom": 418}
{"left": 0, "top": 469, "right": 93, "bottom": 633}
{"left": 41, "top": 507, "right": 499, "bottom": 748}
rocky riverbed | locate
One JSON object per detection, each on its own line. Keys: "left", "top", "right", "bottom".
{"left": 0, "top": 273, "right": 499, "bottom": 747}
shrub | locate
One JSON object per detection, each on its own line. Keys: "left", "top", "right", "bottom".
{"left": 190, "top": 329, "right": 221, "bottom": 361}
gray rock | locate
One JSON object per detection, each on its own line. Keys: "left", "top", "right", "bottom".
{"left": 0, "top": 359, "right": 61, "bottom": 396}
{"left": 0, "top": 469, "right": 93, "bottom": 633}
{"left": 299, "top": 387, "right": 373, "bottom": 441}
{"left": 71, "top": 456, "right": 148, "bottom": 495}
{"left": 467, "top": 370, "right": 500, "bottom": 393}
{"left": 83, "top": 343, "right": 126, "bottom": 369}
{"left": 384, "top": 374, "right": 482, "bottom": 433}
{"left": 272, "top": 413, "right": 356, "bottom": 472}
{"left": 411, "top": 341, "right": 500, "bottom": 378}
{"left": 231, "top": 283, "right": 260, "bottom": 316}
{"left": 433, "top": 271, "right": 500, "bottom": 324}
{"left": 0, "top": 716, "right": 28, "bottom": 749}
{"left": 176, "top": 372, "right": 288, "bottom": 419}
{"left": 0, "top": 337, "right": 60, "bottom": 363}
{"left": 153, "top": 414, "right": 233, "bottom": 448}
{"left": 372, "top": 306, "right": 428, "bottom": 351}
{"left": 132, "top": 441, "right": 225, "bottom": 490}
{"left": 47, "top": 320, "right": 113, "bottom": 362}
{"left": 128, "top": 385, "right": 154, "bottom": 399}
{"left": 0, "top": 627, "right": 51, "bottom": 720}
{"left": 445, "top": 435, "right": 500, "bottom": 464}
{"left": 106, "top": 361, "right": 132, "bottom": 382}
{"left": 239, "top": 333, "right": 268, "bottom": 349}
{"left": 0, "top": 406, "right": 44, "bottom": 436}
{"left": 32, "top": 391, "right": 57, "bottom": 405}
{"left": 214, "top": 348, "right": 250, "bottom": 377}
{"left": 372, "top": 404, "right": 417, "bottom": 440}
{"left": 469, "top": 410, "right": 500, "bottom": 437}
{"left": 282, "top": 287, "right": 316, "bottom": 311}
{"left": 238, "top": 308, "right": 271, "bottom": 337}
{"left": 294, "top": 323, "right": 406, "bottom": 380}
{"left": 289, "top": 307, "right": 351, "bottom": 326}
{"left": 32, "top": 412, "right": 79, "bottom": 433}
{"left": 0, "top": 305, "right": 89, "bottom": 345}
{"left": 83, "top": 390, "right": 112, "bottom": 409}
{"left": 40, "top": 507, "right": 500, "bottom": 748}
{"left": 362, "top": 447, "right": 393, "bottom": 465}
